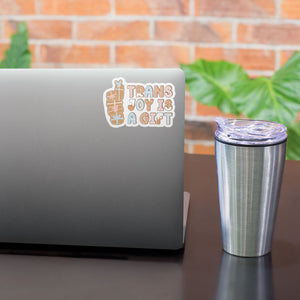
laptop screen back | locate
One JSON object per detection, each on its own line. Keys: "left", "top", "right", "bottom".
{"left": 0, "top": 69, "right": 185, "bottom": 249}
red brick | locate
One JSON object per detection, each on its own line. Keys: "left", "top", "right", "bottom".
{"left": 155, "top": 21, "right": 232, "bottom": 42}
{"left": 5, "top": 20, "right": 72, "bottom": 39}
{"left": 280, "top": 50, "right": 300, "bottom": 66}
{"left": 40, "top": 0, "right": 110, "bottom": 15}
{"left": 281, "top": 0, "right": 300, "bottom": 19}
{"left": 116, "top": 0, "right": 189, "bottom": 16}
{"left": 116, "top": 45, "right": 190, "bottom": 67}
{"left": 280, "top": 50, "right": 290, "bottom": 66}
{"left": 184, "top": 143, "right": 189, "bottom": 153}
{"left": 0, "top": 43, "right": 9, "bottom": 60}
{"left": 77, "top": 21, "right": 149, "bottom": 41}
{"left": 238, "top": 24, "right": 300, "bottom": 45}
{"left": 0, "top": 42, "right": 36, "bottom": 63}
{"left": 28, "top": 44, "right": 36, "bottom": 61}
{"left": 185, "top": 121, "right": 216, "bottom": 140}
{"left": 185, "top": 92, "right": 193, "bottom": 115}
{"left": 195, "top": 47, "right": 275, "bottom": 70}
{"left": 40, "top": 45, "right": 110, "bottom": 64}
{"left": 210, "top": 23, "right": 233, "bottom": 43}
{"left": 195, "top": 47, "right": 224, "bottom": 61}
{"left": 193, "top": 144, "right": 215, "bottom": 155}
{"left": 0, "top": 0, "right": 35, "bottom": 15}
{"left": 195, "top": 0, "right": 275, "bottom": 18}
{"left": 196, "top": 102, "right": 238, "bottom": 118}
{"left": 28, "top": 44, "right": 36, "bottom": 63}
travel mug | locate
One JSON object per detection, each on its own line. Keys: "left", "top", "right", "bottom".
{"left": 215, "top": 118, "right": 287, "bottom": 257}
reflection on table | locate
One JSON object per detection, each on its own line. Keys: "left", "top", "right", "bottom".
{"left": 216, "top": 251, "right": 273, "bottom": 300}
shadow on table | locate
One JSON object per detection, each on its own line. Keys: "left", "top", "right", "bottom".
{"left": 215, "top": 251, "right": 273, "bottom": 300}
{"left": 0, "top": 245, "right": 184, "bottom": 300}
{"left": 0, "top": 242, "right": 184, "bottom": 262}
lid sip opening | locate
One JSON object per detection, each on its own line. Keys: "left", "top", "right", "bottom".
{"left": 215, "top": 118, "right": 287, "bottom": 146}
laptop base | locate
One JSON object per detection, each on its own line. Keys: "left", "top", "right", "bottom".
{"left": 0, "top": 192, "right": 190, "bottom": 258}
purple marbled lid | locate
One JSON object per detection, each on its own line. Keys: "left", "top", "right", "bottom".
{"left": 215, "top": 118, "right": 287, "bottom": 146}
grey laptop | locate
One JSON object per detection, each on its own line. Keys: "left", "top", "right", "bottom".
{"left": 0, "top": 69, "right": 185, "bottom": 250}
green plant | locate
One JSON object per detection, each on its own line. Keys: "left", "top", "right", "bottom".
{"left": 0, "top": 22, "right": 31, "bottom": 68}
{"left": 181, "top": 51, "right": 300, "bottom": 160}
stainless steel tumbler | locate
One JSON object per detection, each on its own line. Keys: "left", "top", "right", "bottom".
{"left": 215, "top": 118, "right": 287, "bottom": 257}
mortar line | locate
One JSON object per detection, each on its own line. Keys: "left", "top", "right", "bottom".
{"left": 232, "top": 21, "right": 238, "bottom": 43}
{"left": 31, "top": 62, "right": 123, "bottom": 68}
{"left": 0, "top": 19, "right": 3, "bottom": 40}
{"left": 246, "top": 70, "right": 274, "bottom": 76}
{"left": 72, "top": 20, "right": 77, "bottom": 40}
{"left": 275, "top": 0, "right": 282, "bottom": 19}
{"left": 35, "top": 0, "right": 40, "bottom": 14}
{"left": 26, "top": 63, "right": 274, "bottom": 81}
{"left": 110, "top": 43, "right": 116, "bottom": 65}
{"left": 187, "top": 142, "right": 193, "bottom": 154}
{"left": 2, "top": 15, "right": 300, "bottom": 24}
{"left": 110, "top": 0, "right": 115, "bottom": 16}
{"left": 15, "top": 40, "right": 300, "bottom": 51}
{"left": 190, "top": 97, "right": 197, "bottom": 117}
{"left": 35, "top": 44, "right": 40, "bottom": 64}
{"left": 149, "top": 19, "right": 155, "bottom": 40}
{"left": 186, "top": 115, "right": 222, "bottom": 122}
{"left": 190, "top": 45, "right": 195, "bottom": 62}
{"left": 184, "top": 139, "right": 215, "bottom": 146}
{"left": 190, "top": 0, "right": 195, "bottom": 17}
{"left": 275, "top": 49, "right": 281, "bottom": 70}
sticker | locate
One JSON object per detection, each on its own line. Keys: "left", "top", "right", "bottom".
{"left": 103, "top": 77, "right": 175, "bottom": 128}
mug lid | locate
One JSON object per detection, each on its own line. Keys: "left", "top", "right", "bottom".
{"left": 215, "top": 118, "right": 287, "bottom": 146}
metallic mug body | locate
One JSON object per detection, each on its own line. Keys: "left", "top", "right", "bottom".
{"left": 215, "top": 139, "right": 286, "bottom": 257}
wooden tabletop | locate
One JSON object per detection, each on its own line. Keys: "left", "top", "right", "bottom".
{"left": 0, "top": 154, "right": 299, "bottom": 299}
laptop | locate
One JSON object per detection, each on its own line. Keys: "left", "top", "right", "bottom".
{"left": 0, "top": 69, "right": 186, "bottom": 251}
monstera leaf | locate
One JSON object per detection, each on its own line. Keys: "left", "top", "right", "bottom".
{"left": 181, "top": 52, "right": 300, "bottom": 160}
{"left": 180, "top": 60, "right": 248, "bottom": 115}
{"left": 286, "top": 122, "right": 300, "bottom": 160}
{"left": 0, "top": 22, "right": 31, "bottom": 68}
{"left": 232, "top": 52, "right": 300, "bottom": 126}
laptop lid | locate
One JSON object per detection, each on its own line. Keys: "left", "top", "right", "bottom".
{"left": 0, "top": 69, "right": 185, "bottom": 250}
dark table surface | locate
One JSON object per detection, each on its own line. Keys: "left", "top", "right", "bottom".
{"left": 0, "top": 154, "right": 299, "bottom": 299}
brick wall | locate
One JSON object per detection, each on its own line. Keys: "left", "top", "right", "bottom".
{"left": 0, "top": 0, "right": 299, "bottom": 155}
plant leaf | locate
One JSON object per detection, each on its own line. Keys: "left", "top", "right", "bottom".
{"left": 181, "top": 59, "right": 248, "bottom": 115}
{"left": 0, "top": 22, "right": 31, "bottom": 68}
{"left": 232, "top": 51, "right": 300, "bottom": 127}
{"left": 286, "top": 122, "right": 300, "bottom": 160}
